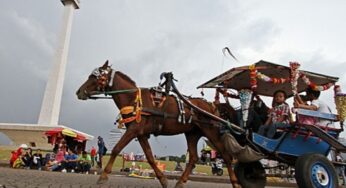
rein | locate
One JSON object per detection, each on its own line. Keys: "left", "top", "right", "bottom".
{"left": 161, "top": 72, "right": 246, "bottom": 134}
{"left": 89, "top": 89, "right": 139, "bottom": 99}
{"left": 87, "top": 67, "right": 177, "bottom": 128}
{"left": 89, "top": 67, "right": 139, "bottom": 99}
{"left": 90, "top": 87, "right": 152, "bottom": 127}
{"left": 91, "top": 88, "right": 138, "bottom": 96}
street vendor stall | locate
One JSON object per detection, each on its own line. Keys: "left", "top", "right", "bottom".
{"left": 45, "top": 127, "right": 89, "bottom": 154}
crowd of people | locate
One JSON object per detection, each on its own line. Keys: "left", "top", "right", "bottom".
{"left": 9, "top": 136, "right": 107, "bottom": 174}
{"left": 11, "top": 148, "right": 45, "bottom": 170}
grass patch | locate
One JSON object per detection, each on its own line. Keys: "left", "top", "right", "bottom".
{"left": 0, "top": 149, "right": 11, "bottom": 161}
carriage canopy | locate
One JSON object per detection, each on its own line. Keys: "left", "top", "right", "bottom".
{"left": 198, "top": 60, "right": 339, "bottom": 97}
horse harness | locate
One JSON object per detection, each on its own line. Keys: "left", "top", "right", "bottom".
{"left": 115, "top": 89, "right": 196, "bottom": 135}
{"left": 91, "top": 67, "right": 195, "bottom": 133}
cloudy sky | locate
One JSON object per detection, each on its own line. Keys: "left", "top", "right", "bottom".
{"left": 1, "top": 0, "right": 346, "bottom": 156}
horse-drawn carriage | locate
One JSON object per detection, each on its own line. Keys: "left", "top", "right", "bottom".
{"left": 76, "top": 60, "right": 346, "bottom": 188}
{"left": 195, "top": 60, "right": 346, "bottom": 188}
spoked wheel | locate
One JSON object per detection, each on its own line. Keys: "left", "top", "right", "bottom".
{"left": 295, "top": 153, "right": 338, "bottom": 188}
{"left": 234, "top": 161, "right": 266, "bottom": 188}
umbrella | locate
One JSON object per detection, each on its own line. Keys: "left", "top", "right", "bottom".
{"left": 198, "top": 60, "right": 339, "bottom": 97}
{"left": 45, "top": 127, "right": 88, "bottom": 141}
{"left": 75, "top": 134, "right": 86, "bottom": 142}
{"left": 62, "top": 128, "right": 77, "bottom": 138}
{"left": 45, "top": 127, "right": 64, "bottom": 136}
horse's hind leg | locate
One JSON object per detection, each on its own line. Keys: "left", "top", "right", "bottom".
{"left": 137, "top": 136, "right": 168, "bottom": 188}
{"left": 97, "top": 130, "right": 136, "bottom": 184}
{"left": 175, "top": 132, "right": 201, "bottom": 188}
{"left": 211, "top": 142, "right": 240, "bottom": 188}
{"left": 199, "top": 129, "right": 241, "bottom": 188}
{"left": 220, "top": 153, "right": 241, "bottom": 188}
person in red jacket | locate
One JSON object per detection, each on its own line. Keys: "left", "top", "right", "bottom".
{"left": 10, "top": 147, "right": 22, "bottom": 167}
{"left": 90, "top": 146, "right": 96, "bottom": 167}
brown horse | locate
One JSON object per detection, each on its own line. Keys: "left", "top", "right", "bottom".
{"left": 76, "top": 61, "right": 241, "bottom": 188}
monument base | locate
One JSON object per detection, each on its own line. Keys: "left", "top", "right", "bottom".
{"left": 0, "top": 123, "right": 93, "bottom": 150}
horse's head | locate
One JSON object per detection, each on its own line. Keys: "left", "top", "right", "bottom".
{"left": 76, "top": 60, "right": 112, "bottom": 100}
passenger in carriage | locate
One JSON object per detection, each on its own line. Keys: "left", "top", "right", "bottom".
{"left": 294, "top": 87, "right": 333, "bottom": 127}
{"left": 294, "top": 95, "right": 316, "bottom": 125}
{"left": 258, "top": 90, "right": 290, "bottom": 138}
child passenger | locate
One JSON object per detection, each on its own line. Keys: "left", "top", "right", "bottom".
{"left": 294, "top": 94, "right": 316, "bottom": 125}
{"left": 294, "top": 87, "right": 333, "bottom": 127}
{"left": 258, "top": 90, "right": 290, "bottom": 138}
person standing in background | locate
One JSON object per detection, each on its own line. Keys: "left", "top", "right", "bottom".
{"left": 97, "top": 136, "right": 105, "bottom": 169}
{"left": 90, "top": 146, "right": 96, "bottom": 167}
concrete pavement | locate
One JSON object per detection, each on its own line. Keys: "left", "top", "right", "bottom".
{"left": 0, "top": 167, "right": 235, "bottom": 188}
{"left": 0, "top": 160, "right": 296, "bottom": 188}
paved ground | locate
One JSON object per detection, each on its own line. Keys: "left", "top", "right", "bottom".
{"left": 0, "top": 167, "right": 229, "bottom": 188}
{"left": 0, "top": 167, "right": 296, "bottom": 188}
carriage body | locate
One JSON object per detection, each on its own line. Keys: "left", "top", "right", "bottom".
{"left": 252, "top": 109, "right": 342, "bottom": 164}
{"left": 253, "top": 132, "right": 331, "bottom": 162}
{"left": 198, "top": 60, "right": 346, "bottom": 188}
{"left": 250, "top": 109, "right": 344, "bottom": 188}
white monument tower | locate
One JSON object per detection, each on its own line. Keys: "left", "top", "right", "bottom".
{"left": 38, "top": 0, "right": 80, "bottom": 125}
{"left": 0, "top": 0, "right": 93, "bottom": 149}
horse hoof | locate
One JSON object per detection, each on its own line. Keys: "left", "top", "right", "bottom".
{"left": 232, "top": 184, "right": 241, "bottom": 188}
{"left": 175, "top": 182, "right": 185, "bottom": 188}
{"left": 160, "top": 177, "right": 168, "bottom": 188}
{"left": 97, "top": 174, "right": 109, "bottom": 184}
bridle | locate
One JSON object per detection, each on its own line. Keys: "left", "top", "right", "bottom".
{"left": 90, "top": 66, "right": 115, "bottom": 92}
{"left": 89, "top": 66, "right": 148, "bottom": 126}
{"left": 89, "top": 66, "right": 138, "bottom": 97}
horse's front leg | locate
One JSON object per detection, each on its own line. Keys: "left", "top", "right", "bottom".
{"left": 175, "top": 132, "right": 200, "bottom": 188}
{"left": 97, "top": 130, "right": 136, "bottom": 184}
{"left": 138, "top": 136, "right": 168, "bottom": 188}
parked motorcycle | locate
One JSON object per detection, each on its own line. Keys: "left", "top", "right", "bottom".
{"left": 211, "top": 158, "right": 223, "bottom": 176}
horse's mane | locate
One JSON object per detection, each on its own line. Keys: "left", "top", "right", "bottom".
{"left": 116, "top": 71, "right": 136, "bottom": 86}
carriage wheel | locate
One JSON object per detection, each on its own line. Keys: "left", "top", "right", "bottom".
{"left": 295, "top": 153, "right": 338, "bottom": 188}
{"left": 234, "top": 161, "right": 266, "bottom": 188}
